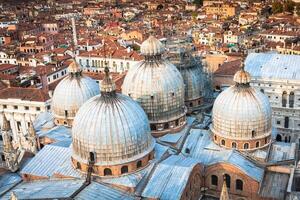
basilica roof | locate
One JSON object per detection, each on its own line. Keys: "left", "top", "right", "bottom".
{"left": 245, "top": 53, "right": 300, "bottom": 80}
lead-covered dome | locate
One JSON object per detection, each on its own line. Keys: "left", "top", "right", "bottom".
{"left": 211, "top": 68, "right": 272, "bottom": 151}
{"left": 122, "top": 35, "right": 187, "bottom": 137}
{"left": 52, "top": 59, "right": 100, "bottom": 127}
{"left": 71, "top": 68, "right": 155, "bottom": 176}
{"left": 168, "top": 49, "right": 205, "bottom": 113}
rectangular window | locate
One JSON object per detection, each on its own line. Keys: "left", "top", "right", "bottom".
{"left": 36, "top": 107, "right": 41, "bottom": 111}
{"left": 17, "top": 121, "right": 21, "bottom": 131}
{"left": 276, "top": 121, "right": 280, "bottom": 125}
{"left": 14, "top": 105, "right": 18, "bottom": 110}
{"left": 284, "top": 117, "right": 289, "bottom": 128}
{"left": 25, "top": 106, "right": 29, "bottom": 110}
{"left": 3, "top": 105, "right": 7, "bottom": 109}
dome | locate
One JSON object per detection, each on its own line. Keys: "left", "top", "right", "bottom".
{"left": 122, "top": 36, "right": 187, "bottom": 137}
{"left": 52, "top": 59, "right": 100, "bottom": 127}
{"left": 211, "top": 68, "right": 272, "bottom": 150}
{"left": 140, "top": 35, "right": 165, "bottom": 56}
{"left": 168, "top": 50, "right": 205, "bottom": 113}
{"left": 72, "top": 68, "right": 155, "bottom": 176}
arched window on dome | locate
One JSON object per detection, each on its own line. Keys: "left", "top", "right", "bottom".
{"left": 251, "top": 130, "right": 256, "bottom": 138}
{"left": 232, "top": 142, "right": 237, "bottom": 149}
{"left": 260, "top": 88, "right": 264, "bottom": 93}
{"left": 236, "top": 179, "right": 243, "bottom": 191}
{"left": 211, "top": 175, "right": 218, "bottom": 186}
{"left": 150, "top": 124, "right": 156, "bottom": 131}
{"left": 214, "top": 135, "right": 217, "bottom": 141}
{"left": 137, "top": 160, "right": 142, "bottom": 169}
{"left": 244, "top": 143, "right": 249, "bottom": 149}
{"left": 89, "top": 152, "right": 96, "bottom": 163}
{"left": 282, "top": 91, "right": 287, "bottom": 107}
{"left": 104, "top": 168, "right": 112, "bottom": 176}
{"left": 289, "top": 92, "right": 295, "bottom": 108}
{"left": 148, "top": 154, "right": 152, "bottom": 161}
{"left": 225, "top": 174, "right": 231, "bottom": 188}
{"left": 221, "top": 139, "right": 225, "bottom": 146}
{"left": 76, "top": 162, "right": 81, "bottom": 169}
{"left": 256, "top": 141, "right": 260, "bottom": 148}
{"left": 121, "top": 166, "right": 128, "bottom": 174}
{"left": 164, "top": 123, "right": 169, "bottom": 130}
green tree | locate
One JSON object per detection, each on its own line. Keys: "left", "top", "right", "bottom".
{"left": 284, "top": 0, "right": 296, "bottom": 13}
{"left": 272, "top": 1, "right": 283, "bottom": 14}
{"left": 193, "top": 0, "right": 203, "bottom": 6}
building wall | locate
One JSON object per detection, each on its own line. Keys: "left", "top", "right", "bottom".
{"left": 204, "top": 163, "right": 264, "bottom": 199}
{"left": 205, "top": 4, "right": 236, "bottom": 18}
{"left": 77, "top": 56, "right": 139, "bottom": 73}
{"left": 250, "top": 79, "right": 300, "bottom": 143}
{"left": 0, "top": 52, "right": 17, "bottom": 65}
{"left": 0, "top": 99, "right": 51, "bottom": 149}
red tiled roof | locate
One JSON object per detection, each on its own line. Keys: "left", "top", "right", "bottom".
{"left": 0, "top": 87, "right": 50, "bottom": 102}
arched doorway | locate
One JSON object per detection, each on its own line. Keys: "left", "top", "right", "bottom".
{"left": 276, "top": 134, "right": 282, "bottom": 142}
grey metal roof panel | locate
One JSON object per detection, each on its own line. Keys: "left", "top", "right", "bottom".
{"left": 1, "top": 179, "right": 84, "bottom": 199}
{"left": 245, "top": 53, "right": 300, "bottom": 80}
{"left": 75, "top": 182, "right": 134, "bottom": 200}
{"left": 20, "top": 145, "right": 72, "bottom": 178}
{"left": 268, "top": 142, "right": 296, "bottom": 162}
{"left": 142, "top": 155, "right": 199, "bottom": 200}
{"left": 38, "top": 125, "right": 72, "bottom": 142}
{"left": 0, "top": 173, "right": 22, "bottom": 196}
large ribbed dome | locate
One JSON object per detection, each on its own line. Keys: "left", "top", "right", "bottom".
{"left": 122, "top": 36, "right": 187, "bottom": 137}
{"left": 168, "top": 50, "right": 205, "bottom": 113}
{"left": 71, "top": 68, "right": 155, "bottom": 176}
{"left": 52, "top": 59, "right": 100, "bottom": 127}
{"left": 211, "top": 68, "right": 272, "bottom": 150}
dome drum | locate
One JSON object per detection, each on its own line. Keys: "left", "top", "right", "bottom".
{"left": 185, "top": 96, "right": 204, "bottom": 113}
{"left": 150, "top": 114, "right": 187, "bottom": 138}
{"left": 54, "top": 117, "right": 74, "bottom": 127}
{"left": 71, "top": 149, "right": 155, "bottom": 177}
{"left": 212, "top": 131, "right": 272, "bottom": 151}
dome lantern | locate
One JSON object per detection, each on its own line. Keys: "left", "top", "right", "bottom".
{"left": 68, "top": 58, "right": 82, "bottom": 76}
{"left": 100, "top": 66, "right": 116, "bottom": 96}
{"left": 233, "top": 63, "right": 251, "bottom": 85}
{"left": 140, "top": 35, "right": 165, "bottom": 59}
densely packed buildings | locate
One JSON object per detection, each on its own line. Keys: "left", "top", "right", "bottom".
{"left": 0, "top": 0, "right": 300, "bottom": 199}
